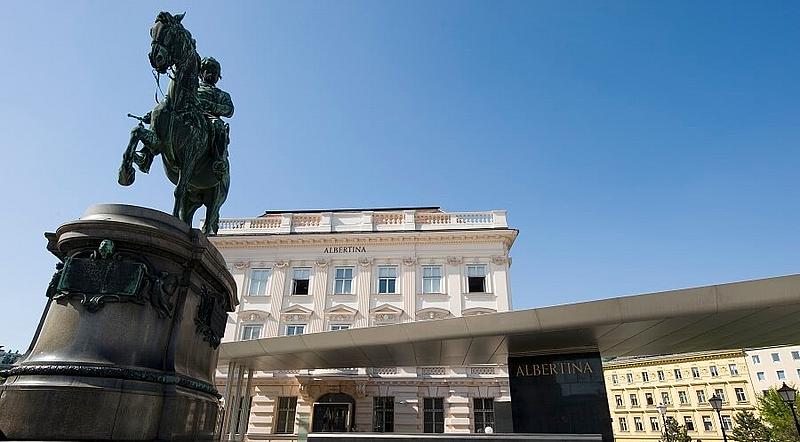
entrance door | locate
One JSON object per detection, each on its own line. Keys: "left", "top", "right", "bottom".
{"left": 311, "top": 403, "right": 351, "bottom": 432}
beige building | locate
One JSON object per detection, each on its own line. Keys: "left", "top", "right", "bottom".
{"left": 745, "top": 344, "right": 800, "bottom": 395}
{"left": 210, "top": 207, "right": 517, "bottom": 440}
{"left": 604, "top": 350, "right": 757, "bottom": 441}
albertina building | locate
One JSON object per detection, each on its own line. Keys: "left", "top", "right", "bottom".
{"left": 211, "top": 207, "right": 517, "bottom": 438}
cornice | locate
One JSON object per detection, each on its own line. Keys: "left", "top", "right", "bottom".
{"left": 603, "top": 350, "right": 746, "bottom": 370}
{"left": 209, "top": 229, "right": 518, "bottom": 250}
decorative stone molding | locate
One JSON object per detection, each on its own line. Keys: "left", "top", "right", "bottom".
{"left": 233, "top": 261, "right": 250, "bottom": 270}
{"left": 251, "top": 261, "right": 270, "bottom": 268}
{"left": 325, "top": 304, "right": 357, "bottom": 323}
{"left": 358, "top": 257, "right": 373, "bottom": 267}
{"left": 402, "top": 257, "right": 417, "bottom": 267}
{"left": 461, "top": 307, "right": 497, "bottom": 316}
{"left": 370, "top": 304, "right": 403, "bottom": 325}
{"left": 241, "top": 311, "right": 268, "bottom": 323}
{"left": 280, "top": 305, "right": 313, "bottom": 323}
{"left": 446, "top": 256, "right": 463, "bottom": 265}
{"left": 416, "top": 307, "right": 452, "bottom": 321}
{"left": 273, "top": 259, "right": 289, "bottom": 269}
{"left": 491, "top": 255, "right": 509, "bottom": 265}
{"left": 315, "top": 258, "right": 330, "bottom": 268}
{"left": 355, "top": 383, "right": 366, "bottom": 398}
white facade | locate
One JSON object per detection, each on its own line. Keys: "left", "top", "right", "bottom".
{"left": 211, "top": 207, "right": 517, "bottom": 439}
{"left": 745, "top": 345, "right": 800, "bottom": 395}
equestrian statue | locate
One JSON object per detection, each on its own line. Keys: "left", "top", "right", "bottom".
{"left": 119, "top": 11, "right": 234, "bottom": 235}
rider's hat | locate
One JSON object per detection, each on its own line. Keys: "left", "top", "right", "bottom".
{"left": 200, "top": 57, "right": 222, "bottom": 77}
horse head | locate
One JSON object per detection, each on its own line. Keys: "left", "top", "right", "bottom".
{"left": 149, "top": 11, "right": 195, "bottom": 74}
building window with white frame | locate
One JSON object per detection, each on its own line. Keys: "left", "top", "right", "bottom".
{"left": 629, "top": 394, "right": 639, "bottom": 407}
{"left": 422, "top": 266, "right": 443, "bottom": 294}
{"left": 691, "top": 366, "right": 700, "bottom": 378}
{"left": 291, "top": 268, "right": 311, "bottom": 295}
{"left": 702, "top": 415, "right": 713, "bottom": 431}
{"left": 674, "top": 368, "right": 682, "bottom": 380}
{"left": 772, "top": 352, "right": 781, "bottom": 362}
{"left": 275, "top": 396, "right": 297, "bottom": 434}
{"left": 334, "top": 267, "right": 354, "bottom": 294}
{"left": 618, "top": 417, "right": 628, "bottom": 432}
{"left": 642, "top": 371, "right": 649, "bottom": 382}
{"left": 729, "top": 363, "right": 739, "bottom": 376}
{"left": 612, "top": 374, "right": 619, "bottom": 385}
{"left": 735, "top": 387, "right": 747, "bottom": 402}
{"left": 373, "top": 396, "right": 394, "bottom": 432}
{"left": 378, "top": 266, "right": 397, "bottom": 294}
{"left": 678, "top": 391, "right": 688, "bottom": 405}
{"left": 777, "top": 370, "right": 786, "bottom": 380}
{"left": 714, "top": 388, "right": 726, "bottom": 403}
{"left": 330, "top": 324, "right": 350, "bottom": 331}
{"left": 752, "top": 355, "right": 761, "bottom": 364}
{"left": 722, "top": 415, "right": 733, "bottom": 431}
{"left": 710, "top": 365, "right": 719, "bottom": 377}
{"left": 248, "top": 268, "right": 270, "bottom": 296}
{"left": 634, "top": 416, "right": 644, "bottom": 432}
{"left": 661, "top": 392, "right": 671, "bottom": 405}
{"left": 240, "top": 324, "right": 263, "bottom": 341}
{"left": 286, "top": 324, "right": 305, "bottom": 336}
{"left": 792, "top": 351, "right": 800, "bottom": 360}
{"left": 696, "top": 390, "right": 706, "bottom": 403}
{"left": 684, "top": 416, "right": 694, "bottom": 431}
{"left": 657, "top": 370, "right": 665, "bottom": 381}
{"left": 756, "top": 372, "right": 765, "bottom": 381}
{"left": 645, "top": 392, "right": 654, "bottom": 406}
{"left": 650, "top": 416, "right": 660, "bottom": 432}
{"left": 466, "top": 264, "right": 487, "bottom": 293}
{"left": 626, "top": 372, "right": 634, "bottom": 383}
{"left": 615, "top": 395, "right": 623, "bottom": 408}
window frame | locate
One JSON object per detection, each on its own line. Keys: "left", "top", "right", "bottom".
{"left": 330, "top": 324, "right": 351, "bottom": 331}
{"left": 633, "top": 416, "right": 644, "bottom": 432}
{"left": 702, "top": 415, "right": 713, "bottom": 431}
{"left": 291, "top": 267, "right": 311, "bottom": 295}
{"left": 274, "top": 396, "right": 298, "bottom": 434}
{"left": 377, "top": 266, "right": 398, "bottom": 294}
{"left": 334, "top": 266, "right": 354, "bottom": 295}
{"left": 735, "top": 387, "right": 747, "bottom": 402}
{"left": 709, "top": 365, "right": 719, "bottom": 377}
{"left": 285, "top": 324, "right": 305, "bottom": 336}
{"left": 423, "top": 397, "right": 445, "bottom": 433}
{"left": 372, "top": 396, "right": 394, "bottom": 433}
{"left": 421, "top": 265, "right": 444, "bottom": 294}
{"left": 248, "top": 268, "right": 271, "bottom": 296}
{"left": 466, "top": 264, "right": 488, "bottom": 293}
{"left": 240, "top": 324, "right": 263, "bottom": 341}
{"left": 729, "top": 363, "right": 739, "bottom": 376}
{"left": 674, "top": 368, "right": 682, "bottom": 380}
{"left": 473, "top": 397, "right": 495, "bottom": 433}
{"left": 618, "top": 417, "right": 628, "bottom": 432}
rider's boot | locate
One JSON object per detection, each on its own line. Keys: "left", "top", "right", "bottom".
{"left": 134, "top": 148, "right": 154, "bottom": 173}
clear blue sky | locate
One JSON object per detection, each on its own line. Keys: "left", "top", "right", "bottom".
{"left": 1, "top": 1, "right": 798, "bottom": 351}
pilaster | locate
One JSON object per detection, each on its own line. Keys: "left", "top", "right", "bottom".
{"left": 267, "top": 260, "right": 288, "bottom": 337}
{"left": 355, "top": 258, "right": 373, "bottom": 327}
{"left": 402, "top": 257, "right": 416, "bottom": 323}
{"left": 309, "top": 259, "right": 329, "bottom": 333}
{"left": 446, "top": 256, "right": 463, "bottom": 317}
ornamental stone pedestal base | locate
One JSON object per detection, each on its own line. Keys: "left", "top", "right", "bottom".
{"left": 0, "top": 204, "right": 237, "bottom": 441}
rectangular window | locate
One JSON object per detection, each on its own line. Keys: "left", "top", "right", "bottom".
{"left": 373, "top": 396, "right": 394, "bottom": 432}
{"left": 777, "top": 370, "right": 786, "bottom": 380}
{"left": 334, "top": 267, "right": 354, "bottom": 294}
{"left": 702, "top": 416, "right": 713, "bottom": 431}
{"left": 626, "top": 373, "right": 634, "bottom": 383}
{"left": 715, "top": 388, "right": 726, "bottom": 403}
{"left": 684, "top": 416, "right": 694, "bottom": 431}
{"left": 286, "top": 325, "right": 305, "bottom": 336}
{"left": 634, "top": 417, "right": 644, "bottom": 432}
{"left": 615, "top": 395, "right": 624, "bottom": 407}
{"left": 772, "top": 353, "right": 781, "bottom": 362}
{"left": 240, "top": 324, "right": 262, "bottom": 341}
{"left": 645, "top": 393, "right": 654, "bottom": 406}
{"left": 792, "top": 351, "right": 800, "bottom": 360}
{"left": 729, "top": 364, "right": 739, "bottom": 376}
{"left": 757, "top": 372, "right": 765, "bottom": 381}
{"left": 678, "top": 391, "right": 688, "bottom": 405}
{"left": 735, "top": 387, "right": 747, "bottom": 402}
{"left": 618, "top": 417, "right": 628, "bottom": 432}
{"left": 235, "top": 395, "right": 253, "bottom": 434}
{"left": 629, "top": 394, "right": 639, "bottom": 407}
{"left": 291, "top": 268, "right": 311, "bottom": 295}
{"left": 752, "top": 355, "right": 761, "bottom": 364}
{"left": 722, "top": 415, "right": 732, "bottom": 431}
{"left": 696, "top": 390, "right": 706, "bottom": 403}
{"left": 422, "top": 266, "right": 443, "bottom": 294}
{"left": 661, "top": 392, "right": 671, "bottom": 405}
{"left": 797, "top": 369, "right": 800, "bottom": 378}
{"left": 642, "top": 371, "right": 649, "bottom": 382}
{"left": 657, "top": 370, "right": 665, "bottom": 381}
{"left": 330, "top": 324, "right": 350, "bottom": 331}
{"left": 674, "top": 368, "right": 682, "bottom": 380}
{"left": 378, "top": 266, "right": 397, "bottom": 294}
{"left": 248, "top": 269, "right": 270, "bottom": 296}
{"left": 691, "top": 367, "right": 700, "bottom": 378}
{"left": 710, "top": 365, "right": 719, "bottom": 377}
{"left": 466, "top": 265, "right": 487, "bottom": 293}
{"left": 650, "top": 416, "right": 660, "bottom": 432}
{"left": 275, "top": 396, "right": 297, "bottom": 434}
{"left": 612, "top": 374, "right": 619, "bottom": 385}
{"left": 423, "top": 397, "right": 444, "bottom": 433}
{"left": 473, "top": 398, "right": 495, "bottom": 433}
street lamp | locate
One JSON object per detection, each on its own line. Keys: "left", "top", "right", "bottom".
{"left": 777, "top": 382, "right": 800, "bottom": 436}
{"left": 656, "top": 403, "right": 668, "bottom": 438}
{"left": 708, "top": 393, "right": 728, "bottom": 442}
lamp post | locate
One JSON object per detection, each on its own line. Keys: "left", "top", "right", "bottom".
{"left": 708, "top": 393, "right": 728, "bottom": 442}
{"left": 656, "top": 402, "right": 668, "bottom": 438}
{"left": 777, "top": 382, "right": 800, "bottom": 436}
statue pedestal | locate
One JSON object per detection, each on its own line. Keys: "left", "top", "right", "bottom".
{"left": 0, "top": 204, "right": 237, "bottom": 441}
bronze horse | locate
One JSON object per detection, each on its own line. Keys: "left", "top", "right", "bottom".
{"left": 119, "top": 11, "right": 229, "bottom": 235}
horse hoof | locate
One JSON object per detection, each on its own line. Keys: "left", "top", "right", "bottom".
{"left": 118, "top": 165, "right": 135, "bottom": 186}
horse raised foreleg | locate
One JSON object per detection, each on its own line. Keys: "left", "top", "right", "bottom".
{"left": 119, "top": 125, "right": 160, "bottom": 186}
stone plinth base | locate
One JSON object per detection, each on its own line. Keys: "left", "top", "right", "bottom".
{"left": 0, "top": 204, "right": 237, "bottom": 441}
